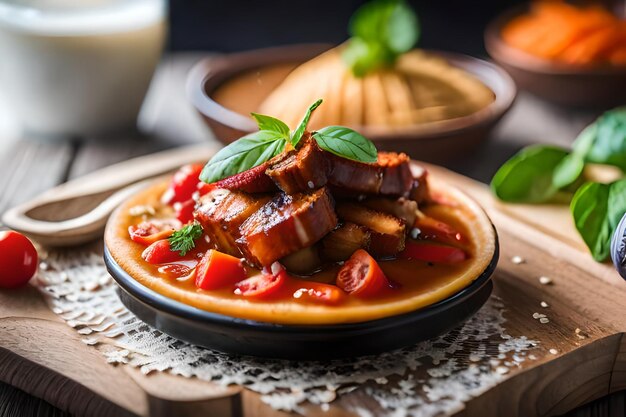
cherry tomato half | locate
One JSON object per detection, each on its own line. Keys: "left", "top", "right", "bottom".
{"left": 142, "top": 239, "right": 181, "bottom": 264}
{"left": 129, "top": 219, "right": 181, "bottom": 246}
{"left": 234, "top": 263, "right": 287, "bottom": 298}
{"left": 174, "top": 199, "right": 196, "bottom": 224}
{"left": 399, "top": 241, "right": 467, "bottom": 263}
{"left": 293, "top": 282, "right": 345, "bottom": 305}
{"left": 195, "top": 250, "right": 247, "bottom": 290}
{"left": 413, "top": 216, "right": 466, "bottom": 247}
{"left": 0, "top": 231, "right": 38, "bottom": 289}
{"left": 161, "top": 164, "right": 204, "bottom": 206}
{"left": 336, "top": 249, "right": 389, "bottom": 297}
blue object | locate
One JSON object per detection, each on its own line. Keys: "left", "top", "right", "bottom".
{"left": 611, "top": 213, "right": 626, "bottom": 280}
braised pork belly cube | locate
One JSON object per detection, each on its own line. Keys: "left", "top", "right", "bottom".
{"left": 320, "top": 222, "right": 371, "bottom": 262}
{"left": 194, "top": 189, "right": 269, "bottom": 257}
{"left": 378, "top": 152, "right": 414, "bottom": 197}
{"left": 328, "top": 154, "right": 383, "bottom": 194}
{"left": 266, "top": 136, "right": 329, "bottom": 194}
{"left": 336, "top": 203, "right": 406, "bottom": 258}
{"left": 237, "top": 187, "right": 338, "bottom": 267}
{"left": 362, "top": 197, "right": 418, "bottom": 227}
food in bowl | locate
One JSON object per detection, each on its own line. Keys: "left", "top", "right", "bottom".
{"left": 105, "top": 100, "right": 497, "bottom": 325}
{"left": 228, "top": 0, "right": 494, "bottom": 132}
{"left": 259, "top": 48, "right": 495, "bottom": 130}
{"left": 501, "top": 1, "right": 626, "bottom": 66}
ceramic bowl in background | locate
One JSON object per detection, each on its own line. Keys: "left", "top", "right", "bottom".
{"left": 485, "top": 5, "right": 626, "bottom": 109}
{"left": 187, "top": 44, "right": 516, "bottom": 164}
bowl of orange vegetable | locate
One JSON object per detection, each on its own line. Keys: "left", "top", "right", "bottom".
{"left": 485, "top": 1, "right": 626, "bottom": 108}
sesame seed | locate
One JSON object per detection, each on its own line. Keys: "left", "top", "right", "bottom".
{"left": 511, "top": 256, "right": 525, "bottom": 264}
{"left": 540, "top": 301, "right": 549, "bottom": 308}
{"left": 539, "top": 317, "right": 550, "bottom": 324}
{"left": 495, "top": 366, "right": 509, "bottom": 375}
{"left": 539, "top": 276, "right": 553, "bottom": 285}
{"left": 549, "top": 348, "right": 558, "bottom": 355}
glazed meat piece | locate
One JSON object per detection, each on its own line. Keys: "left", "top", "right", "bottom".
{"left": 336, "top": 203, "right": 406, "bottom": 258}
{"left": 320, "top": 222, "right": 371, "bottom": 262}
{"left": 266, "top": 135, "right": 329, "bottom": 194}
{"left": 213, "top": 162, "right": 277, "bottom": 194}
{"left": 237, "top": 187, "right": 338, "bottom": 267}
{"left": 363, "top": 197, "right": 418, "bottom": 227}
{"left": 328, "top": 154, "right": 383, "bottom": 194}
{"left": 378, "top": 152, "right": 414, "bottom": 197}
{"left": 328, "top": 151, "right": 413, "bottom": 197}
{"left": 194, "top": 189, "right": 269, "bottom": 257}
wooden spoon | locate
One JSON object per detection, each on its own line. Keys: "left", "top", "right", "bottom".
{"left": 2, "top": 144, "right": 214, "bottom": 247}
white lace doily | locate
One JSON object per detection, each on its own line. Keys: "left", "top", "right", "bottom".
{"left": 34, "top": 250, "right": 537, "bottom": 416}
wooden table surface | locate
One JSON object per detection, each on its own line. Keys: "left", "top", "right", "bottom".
{"left": 0, "top": 53, "right": 623, "bottom": 417}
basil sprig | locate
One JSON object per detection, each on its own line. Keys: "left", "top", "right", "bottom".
{"left": 200, "top": 99, "right": 378, "bottom": 184}
{"left": 342, "top": 0, "right": 420, "bottom": 77}
{"left": 491, "top": 107, "right": 626, "bottom": 262}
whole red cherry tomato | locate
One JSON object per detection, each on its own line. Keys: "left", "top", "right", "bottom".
{"left": 161, "top": 164, "right": 204, "bottom": 206}
{"left": 0, "top": 231, "right": 38, "bottom": 289}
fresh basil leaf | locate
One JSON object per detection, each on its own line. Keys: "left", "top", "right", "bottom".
{"left": 250, "top": 113, "right": 290, "bottom": 138}
{"left": 344, "top": 0, "right": 419, "bottom": 77}
{"left": 571, "top": 182, "right": 612, "bottom": 261}
{"left": 313, "top": 126, "right": 378, "bottom": 163}
{"left": 386, "top": 1, "right": 419, "bottom": 53}
{"left": 349, "top": 0, "right": 418, "bottom": 54}
{"left": 553, "top": 153, "right": 585, "bottom": 189}
{"left": 291, "top": 99, "right": 322, "bottom": 147}
{"left": 342, "top": 39, "right": 395, "bottom": 77}
{"left": 574, "top": 108, "right": 626, "bottom": 171}
{"left": 200, "top": 131, "right": 286, "bottom": 183}
{"left": 491, "top": 145, "right": 570, "bottom": 203}
{"left": 608, "top": 179, "right": 626, "bottom": 231}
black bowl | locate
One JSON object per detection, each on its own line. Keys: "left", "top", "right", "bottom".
{"left": 104, "top": 242, "right": 499, "bottom": 360}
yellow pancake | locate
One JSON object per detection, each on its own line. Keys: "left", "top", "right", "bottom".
{"left": 105, "top": 172, "right": 496, "bottom": 325}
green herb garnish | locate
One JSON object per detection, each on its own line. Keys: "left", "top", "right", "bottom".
{"left": 313, "top": 126, "right": 377, "bottom": 163}
{"left": 200, "top": 99, "right": 378, "bottom": 183}
{"left": 342, "top": 0, "right": 420, "bottom": 77}
{"left": 169, "top": 222, "right": 203, "bottom": 256}
{"left": 491, "top": 107, "right": 626, "bottom": 261}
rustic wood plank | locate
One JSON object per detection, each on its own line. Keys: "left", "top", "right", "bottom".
{"left": 0, "top": 138, "right": 74, "bottom": 216}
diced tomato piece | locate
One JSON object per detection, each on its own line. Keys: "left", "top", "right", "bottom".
{"left": 234, "top": 262, "right": 287, "bottom": 298}
{"left": 195, "top": 250, "right": 247, "bottom": 290}
{"left": 162, "top": 164, "right": 204, "bottom": 205}
{"left": 142, "top": 239, "right": 181, "bottom": 264}
{"left": 197, "top": 182, "right": 216, "bottom": 196}
{"left": 413, "top": 216, "right": 467, "bottom": 246}
{"left": 129, "top": 219, "right": 181, "bottom": 245}
{"left": 293, "top": 282, "right": 345, "bottom": 305}
{"left": 336, "top": 249, "right": 390, "bottom": 297}
{"left": 174, "top": 199, "right": 196, "bottom": 224}
{"left": 399, "top": 241, "right": 467, "bottom": 263}
{"left": 158, "top": 264, "right": 193, "bottom": 279}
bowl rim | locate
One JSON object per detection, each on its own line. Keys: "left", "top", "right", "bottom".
{"left": 186, "top": 43, "right": 517, "bottom": 142}
{"left": 103, "top": 236, "right": 499, "bottom": 334}
{"left": 484, "top": 3, "right": 626, "bottom": 76}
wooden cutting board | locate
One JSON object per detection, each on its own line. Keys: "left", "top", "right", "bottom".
{"left": 0, "top": 147, "right": 625, "bottom": 417}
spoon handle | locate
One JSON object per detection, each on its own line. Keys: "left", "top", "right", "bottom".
{"left": 2, "top": 144, "right": 214, "bottom": 246}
